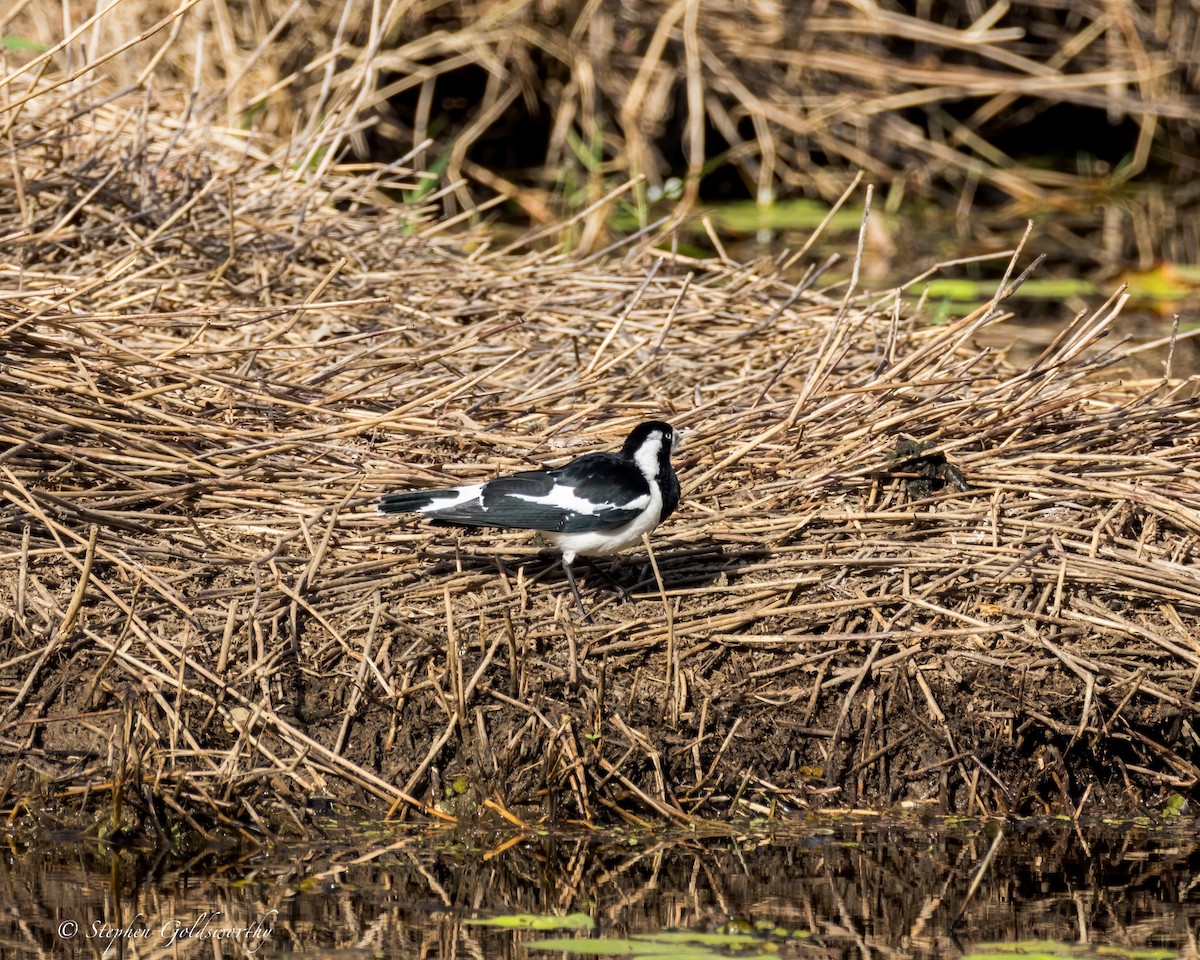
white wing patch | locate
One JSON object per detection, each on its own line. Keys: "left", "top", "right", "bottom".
{"left": 422, "top": 483, "right": 484, "bottom": 512}
{"left": 510, "top": 487, "right": 650, "bottom": 515}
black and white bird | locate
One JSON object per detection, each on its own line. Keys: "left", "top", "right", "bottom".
{"left": 378, "top": 421, "right": 680, "bottom": 619}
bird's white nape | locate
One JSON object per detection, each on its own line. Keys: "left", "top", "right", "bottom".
{"left": 631, "top": 432, "right": 665, "bottom": 483}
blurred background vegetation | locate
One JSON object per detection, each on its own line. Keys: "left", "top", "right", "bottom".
{"left": 5, "top": 0, "right": 1199, "bottom": 302}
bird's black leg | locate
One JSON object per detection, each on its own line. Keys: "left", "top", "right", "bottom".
{"left": 563, "top": 558, "right": 591, "bottom": 621}
{"left": 583, "top": 558, "right": 634, "bottom": 604}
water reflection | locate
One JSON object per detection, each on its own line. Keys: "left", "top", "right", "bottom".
{"left": 2, "top": 819, "right": 1196, "bottom": 958}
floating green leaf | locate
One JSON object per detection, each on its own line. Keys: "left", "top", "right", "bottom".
{"left": 529, "top": 937, "right": 777, "bottom": 958}
{"left": 705, "top": 198, "right": 869, "bottom": 234}
{"left": 963, "top": 940, "right": 1179, "bottom": 960}
{"left": 3, "top": 35, "right": 49, "bottom": 51}
{"left": 466, "top": 912, "right": 595, "bottom": 931}
{"left": 627, "top": 931, "right": 763, "bottom": 946}
{"left": 921, "top": 277, "right": 1095, "bottom": 303}
{"left": 1160, "top": 793, "right": 1187, "bottom": 817}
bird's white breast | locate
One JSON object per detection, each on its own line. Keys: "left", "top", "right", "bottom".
{"left": 548, "top": 480, "right": 664, "bottom": 562}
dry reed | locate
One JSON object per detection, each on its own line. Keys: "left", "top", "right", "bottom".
{"left": 0, "top": 4, "right": 1198, "bottom": 833}
{"left": 9, "top": 0, "right": 1196, "bottom": 243}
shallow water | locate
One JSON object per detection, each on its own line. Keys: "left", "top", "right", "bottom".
{"left": 3, "top": 818, "right": 1196, "bottom": 958}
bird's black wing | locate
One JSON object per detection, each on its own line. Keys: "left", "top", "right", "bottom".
{"left": 381, "top": 453, "right": 649, "bottom": 533}
{"left": 482, "top": 453, "right": 651, "bottom": 532}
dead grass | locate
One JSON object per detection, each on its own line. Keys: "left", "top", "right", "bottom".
{"left": 0, "top": 7, "right": 1199, "bottom": 834}
{"left": 9, "top": 0, "right": 1197, "bottom": 239}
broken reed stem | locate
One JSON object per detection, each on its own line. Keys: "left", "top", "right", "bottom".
{"left": 643, "top": 533, "right": 677, "bottom": 727}
{"left": 953, "top": 827, "right": 1005, "bottom": 928}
